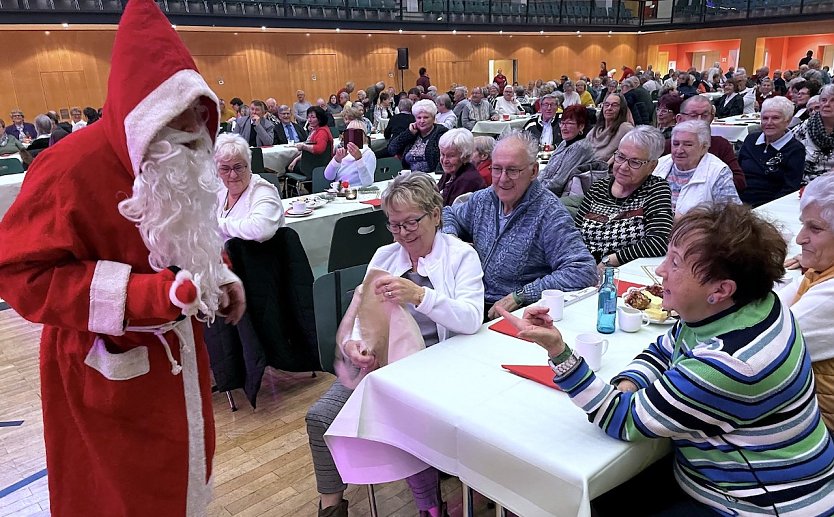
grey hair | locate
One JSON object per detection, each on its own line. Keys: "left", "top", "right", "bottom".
{"left": 551, "top": 91, "right": 565, "bottom": 104}
{"left": 672, "top": 120, "right": 711, "bottom": 149}
{"left": 70, "top": 106, "right": 82, "bottom": 115}
{"left": 801, "top": 172, "right": 834, "bottom": 230}
{"left": 514, "top": 85, "right": 525, "bottom": 96}
{"left": 819, "top": 84, "right": 834, "bottom": 98}
{"left": 397, "top": 98, "right": 413, "bottom": 113}
{"left": 562, "top": 80, "right": 575, "bottom": 90}
{"left": 619, "top": 125, "right": 665, "bottom": 161}
{"left": 34, "top": 114, "right": 52, "bottom": 135}
{"left": 412, "top": 99, "right": 438, "bottom": 118}
{"left": 381, "top": 171, "right": 443, "bottom": 226}
{"left": 734, "top": 67, "right": 748, "bottom": 77}
{"left": 214, "top": 133, "right": 252, "bottom": 166}
{"left": 494, "top": 129, "right": 539, "bottom": 165}
{"left": 541, "top": 93, "right": 561, "bottom": 106}
{"left": 680, "top": 94, "right": 713, "bottom": 113}
{"left": 438, "top": 128, "right": 474, "bottom": 162}
{"left": 624, "top": 76, "right": 641, "bottom": 89}
{"left": 454, "top": 86, "right": 468, "bottom": 96}
{"left": 761, "top": 96, "right": 794, "bottom": 121}
{"left": 436, "top": 94, "right": 453, "bottom": 110}
{"left": 342, "top": 106, "right": 364, "bottom": 121}
{"left": 473, "top": 135, "right": 495, "bottom": 156}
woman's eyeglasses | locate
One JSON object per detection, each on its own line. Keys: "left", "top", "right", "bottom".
{"left": 613, "top": 151, "right": 651, "bottom": 170}
{"left": 386, "top": 213, "right": 428, "bottom": 234}
{"left": 218, "top": 163, "right": 248, "bottom": 176}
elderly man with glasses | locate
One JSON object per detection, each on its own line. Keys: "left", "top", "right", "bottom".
{"left": 442, "top": 130, "right": 598, "bottom": 320}
{"left": 661, "top": 94, "right": 746, "bottom": 192}
{"left": 4, "top": 109, "right": 36, "bottom": 142}
{"left": 523, "top": 93, "right": 561, "bottom": 148}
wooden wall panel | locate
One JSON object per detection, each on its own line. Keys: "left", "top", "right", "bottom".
{"left": 1, "top": 20, "right": 826, "bottom": 123}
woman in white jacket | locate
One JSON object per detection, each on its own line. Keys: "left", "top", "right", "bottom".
{"left": 652, "top": 120, "right": 741, "bottom": 216}
{"left": 307, "top": 171, "right": 484, "bottom": 517}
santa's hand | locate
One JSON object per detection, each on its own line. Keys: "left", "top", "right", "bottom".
{"left": 167, "top": 267, "right": 201, "bottom": 317}
{"left": 220, "top": 282, "right": 246, "bottom": 325}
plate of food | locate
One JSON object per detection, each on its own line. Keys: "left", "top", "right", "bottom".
{"left": 302, "top": 196, "right": 327, "bottom": 209}
{"left": 623, "top": 285, "right": 678, "bottom": 324}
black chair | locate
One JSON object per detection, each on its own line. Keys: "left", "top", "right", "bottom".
{"left": 286, "top": 142, "right": 332, "bottom": 196}
{"left": 0, "top": 158, "right": 24, "bottom": 176}
{"left": 327, "top": 210, "right": 392, "bottom": 272}
{"left": 373, "top": 156, "right": 401, "bottom": 182}
{"left": 311, "top": 165, "right": 329, "bottom": 194}
{"left": 311, "top": 263, "right": 368, "bottom": 374}
{"left": 249, "top": 146, "right": 265, "bottom": 173}
{"left": 256, "top": 172, "right": 282, "bottom": 190}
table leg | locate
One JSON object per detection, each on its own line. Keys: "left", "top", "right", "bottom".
{"left": 462, "top": 481, "right": 474, "bottom": 517}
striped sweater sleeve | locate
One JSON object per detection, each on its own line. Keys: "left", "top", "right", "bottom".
{"left": 615, "top": 178, "right": 673, "bottom": 264}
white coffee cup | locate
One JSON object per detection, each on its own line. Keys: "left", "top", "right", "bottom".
{"left": 330, "top": 181, "right": 340, "bottom": 191}
{"left": 574, "top": 333, "right": 609, "bottom": 371}
{"left": 292, "top": 201, "right": 307, "bottom": 214}
{"left": 618, "top": 306, "right": 650, "bottom": 333}
{"left": 541, "top": 289, "right": 564, "bottom": 321}
{"left": 399, "top": 169, "right": 412, "bottom": 176}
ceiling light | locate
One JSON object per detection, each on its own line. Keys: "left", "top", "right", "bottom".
{"left": 452, "top": 29, "right": 457, "bottom": 34}
{"left": 539, "top": 30, "right": 544, "bottom": 34}
{"left": 44, "top": 30, "right": 50, "bottom": 35}
{"left": 336, "top": 27, "right": 341, "bottom": 32}
{"left": 499, "top": 30, "right": 503, "bottom": 34}
{"left": 62, "top": 22, "right": 69, "bottom": 28}
{"left": 171, "top": 24, "right": 176, "bottom": 29}
{"left": 261, "top": 26, "right": 266, "bottom": 30}
{"left": 234, "top": 32, "right": 238, "bottom": 35}
{"left": 437, "top": 15, "right": 443, "bottom": 20}
{"left": 398, "top": 29, "right": 403, "bottom": 33}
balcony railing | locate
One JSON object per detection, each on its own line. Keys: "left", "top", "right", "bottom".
{"left": 1, "top": 0, "right": 832, "bottom": 29}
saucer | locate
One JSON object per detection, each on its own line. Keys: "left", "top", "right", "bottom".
{"left": 285, "top": 208, "right": 313, "bottom": 217}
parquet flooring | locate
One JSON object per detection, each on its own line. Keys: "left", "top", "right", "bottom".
{"left": 0, "top": 309, "right": 501, "bottom": 517}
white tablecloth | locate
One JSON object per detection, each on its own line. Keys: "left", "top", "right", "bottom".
{"left": 471, "top": 116, "right": 531, "bottom": 136}
{"left": 260, "top": 145, "right": 299, "bottom": 173}
{"left": 376, "top": 118, "right": 390, "bottom": 132}
{"left": 325, "top": 192, "right": 803, "bottom": 517}
{"left": 710, "top": 114, "right": 761, "bottom": 142}
{"left": 0, "top": 172, "right": 25, "bottom": 222}
{"left": 700, "top": 91, "right": 723, "bottom": 101}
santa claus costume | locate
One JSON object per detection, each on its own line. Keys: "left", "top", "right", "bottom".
{"left": 0, "top": 0, "right": 234, "bottom": 515}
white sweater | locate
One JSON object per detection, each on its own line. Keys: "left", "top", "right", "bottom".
{"left": 777, "top": 275, "right": 834, "bottom": 362}
{"left": 324, "top": 145, "right": 376, "bottom": 187}
{"left": 216, "top": 173, "right": 285, "bottom": 242}
{"left": 653, "top": 153, "right": 741, "bottom": 216}
{"left": 368, "top": 232, "right": 484, "bottom": 342}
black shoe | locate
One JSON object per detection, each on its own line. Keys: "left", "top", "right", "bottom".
{"left": 319, "top": 499, "right": 349, "bottom": 517}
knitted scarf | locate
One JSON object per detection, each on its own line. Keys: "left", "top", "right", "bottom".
{"left": 806, "top": 112, "right": 834, "bottom": 155}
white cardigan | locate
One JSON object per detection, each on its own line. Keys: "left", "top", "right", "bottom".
{"left": 777, "top": 275, "right": 834, "bottom": 362}
{"left": 653, "top": 152, "right": 740, "bottom": 216}
{"left": 217, "top": 173, "right": 285, "bottom": 242}
{"left": 368, "top": 232, "right": 484, "bottom": 342}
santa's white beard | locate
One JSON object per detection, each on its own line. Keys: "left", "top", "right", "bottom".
{"left": 118, "top": 126, "right": 225, "bottom": 321}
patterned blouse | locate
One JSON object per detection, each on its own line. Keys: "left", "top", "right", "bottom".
{"left": 574, "top": 175, "right": 673, "bottom": 264}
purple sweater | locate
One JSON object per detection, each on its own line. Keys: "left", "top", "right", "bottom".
{"left": 437, "top": 163, "right": 486, "bottom": 206}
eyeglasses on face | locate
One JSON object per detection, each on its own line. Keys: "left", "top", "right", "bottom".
{"left": 489, "top": 163, "right": 533, "bottom": 180}
{"left": 386, "top": 213, "right": 429, "bottom": 234}
{"left": 613, "top": 151, "right": 650, "bottom": 170}
{"left": 218, "top": 163, "right": 248, "bottom": 176}
{"left": 602, "top": 102, "right": 620, "bottom": 109}
{"left": 559, "top": 120, "right": 578, "bottom": 126}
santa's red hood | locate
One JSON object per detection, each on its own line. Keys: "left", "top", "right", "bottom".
{"left": 103, "top": 0, "right": 219, "bottom": 177}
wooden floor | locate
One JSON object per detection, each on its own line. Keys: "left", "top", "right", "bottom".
{"left": 0, "top": 309, "right": 502, "bottom": 517}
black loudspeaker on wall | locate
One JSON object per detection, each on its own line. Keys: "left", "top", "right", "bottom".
{"left": 397, "top": 48, "right": 409, "bottom": 70}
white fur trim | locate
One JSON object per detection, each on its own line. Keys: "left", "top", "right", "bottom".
{"left": 169, "top": 269, "right": 201, "bottom": 316}
{"left": 89, "top": 260, "right": 132, "bottom": 336}
{"left": 84, "top": 336, "right": 150, "bottom": 381}
{"left": 124, "top": 69, "right": 219, "bottom": 176}
{"left": 171, "top": 322, "right": 212, "bottom": 515}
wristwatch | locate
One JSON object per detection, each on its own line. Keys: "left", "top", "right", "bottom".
{"left": 548, "top": 353, "right": 581, "bottom": 378}
{"left": 601, "top": 255, "right": 613, "bottom": 267}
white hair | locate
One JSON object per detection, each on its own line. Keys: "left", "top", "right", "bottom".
{"left": 412, "top": 99, "right": 438, "bottom": 118}
{"left": 118, "top": 127, "right": 225, "bottom": 321}
{"left": 620, "top": 125, "right": 665, "bottom": 161}
{"left": 672, "top": 120, "right": 711, "bottom": 149}
{"left": 801, "top": 173, "right": 834, "bottom": 230}
{"left": 438, "top": 128, "right": 474, "bottom": 161}
{"left": 761, "top": 96, "right": 794, "bottom": 121}
{"left": 494, "top": 129, "right": 538, "bottom": 165}
{"left": 214, "top": 133, "right": 251, "bottom": 165}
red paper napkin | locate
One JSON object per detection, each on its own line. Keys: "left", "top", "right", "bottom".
{"left": 361, "top": 199, "right": 382, "bottom": 207}
{"left": 617, "top": 280, "right": 646, "bottom": 297}
{"left": 488, "top": 318, "right": 533, "bottom": 342}
{"left": 502, "top": 365, "right": 561, "bottom": 391}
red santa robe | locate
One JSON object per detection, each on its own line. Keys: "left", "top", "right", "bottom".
{"left": 0, "top": 1, "right": 226, "bottom": 515}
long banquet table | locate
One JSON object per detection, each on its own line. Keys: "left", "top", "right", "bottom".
{"left": 710, "top": 113, "right": 762, "bottom": 142}
{"left": 0, "top": 172, "right": 25, "bottom": 222}
{"left": 471, "top": 115, "right": 531, "bottom": 136}
{"left": 325, "top": 191, "right": 804, "bottom": 517}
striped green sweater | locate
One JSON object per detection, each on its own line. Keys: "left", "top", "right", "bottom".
{"left": 555, "top": 293, "right": 834, "bottom": 515}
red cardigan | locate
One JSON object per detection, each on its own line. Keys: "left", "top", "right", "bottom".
{"left": 307, "top": 126, "right": 333, "bottom": 155}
